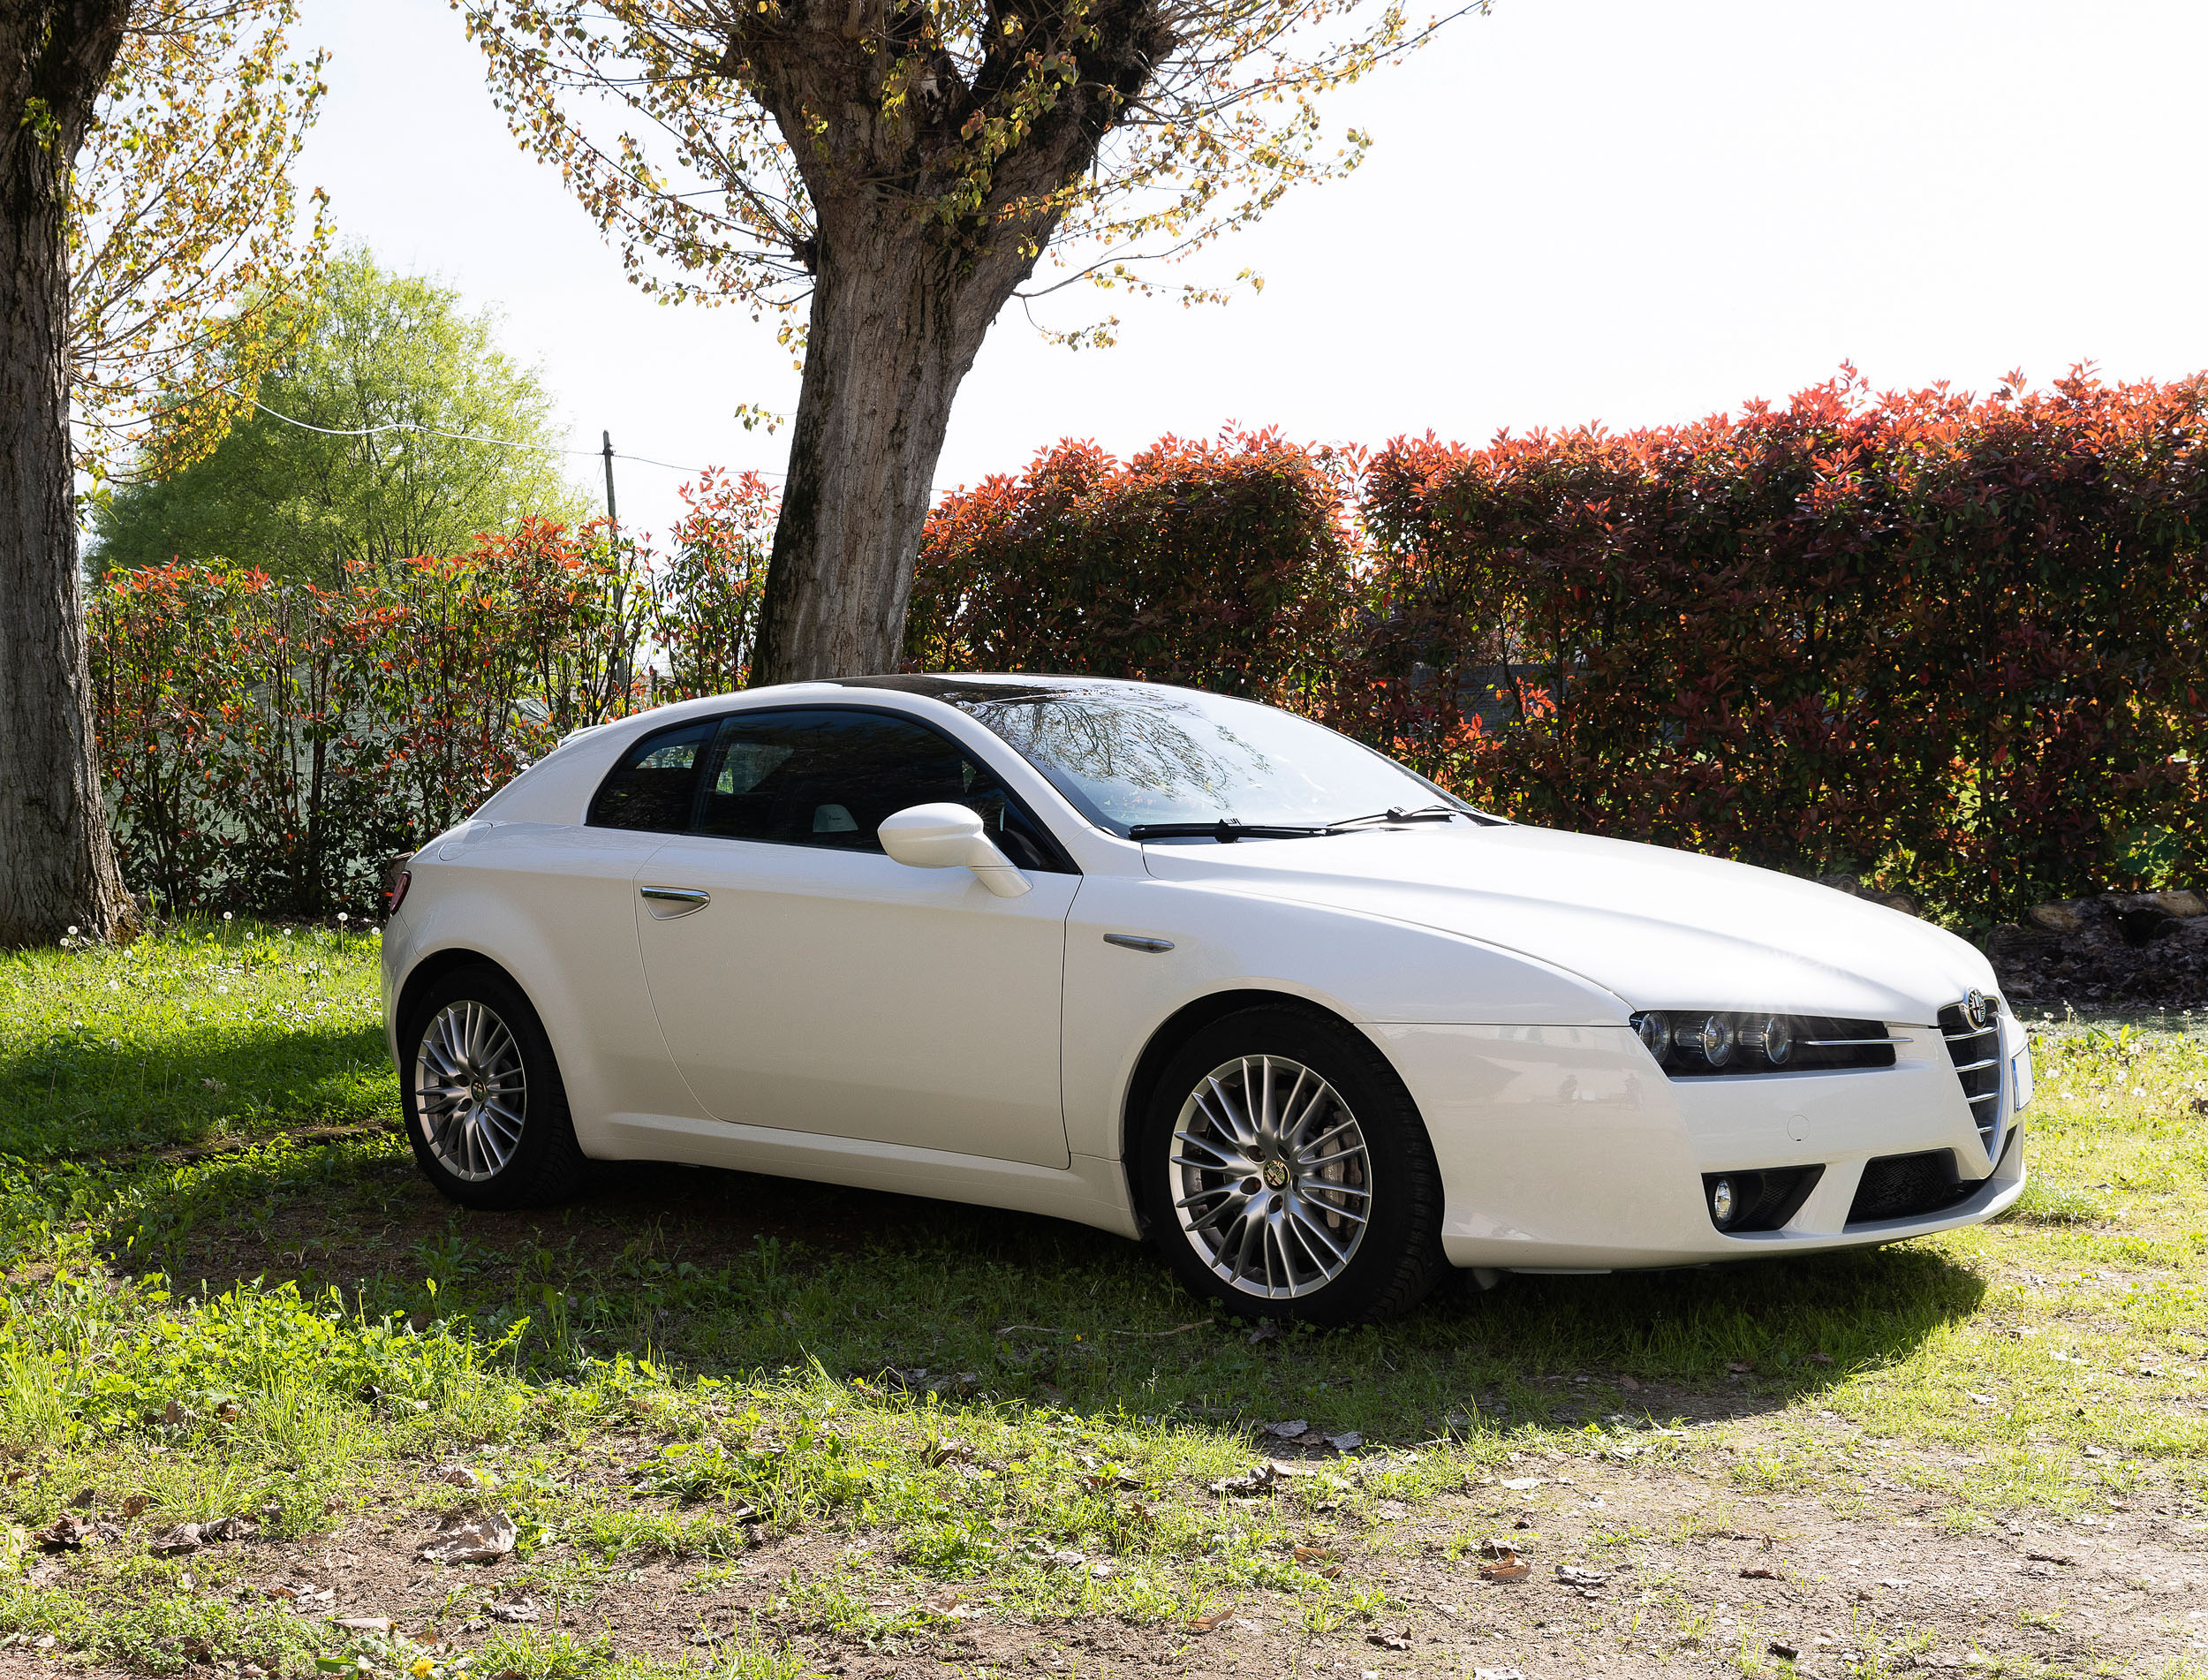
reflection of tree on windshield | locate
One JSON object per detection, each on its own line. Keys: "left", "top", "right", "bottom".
{"left": 966, "top": 691, "right": 1270, "bottom": 820}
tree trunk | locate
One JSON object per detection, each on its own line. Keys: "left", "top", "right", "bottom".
{"left": 752, "top": 225, "right": 1015, "bottom": 685}
{"left": 0, "top": 4, "right": 139, "bottom": 947}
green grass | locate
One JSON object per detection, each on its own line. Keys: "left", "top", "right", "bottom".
{"left": 0, "top": 924, "right": 2204, "bottom": 1678}
{"left": 0, "top": 916, "right": 391, "bottom": 1161}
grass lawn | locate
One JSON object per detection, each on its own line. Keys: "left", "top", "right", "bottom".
{"left": 1, "top": 922, "right": 2204, "bottom": 1680}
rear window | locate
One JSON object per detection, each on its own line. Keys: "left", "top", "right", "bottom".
{"left": 586, "top": 717, "right": 717, "bottom": 832}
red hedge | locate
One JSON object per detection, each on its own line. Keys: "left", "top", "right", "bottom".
{"left": 907, "top": 429, "right": 1357, "bottom": 705}
{"left": 913, "top": 372, "right": 2208, "bottom": 925}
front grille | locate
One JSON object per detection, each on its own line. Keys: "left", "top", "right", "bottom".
{"left": 1848, "top": 1151, "right": 1973, "bottom": 1223}
{"left": 1938, "top": 998, "right": 2004, "bottom": 1152}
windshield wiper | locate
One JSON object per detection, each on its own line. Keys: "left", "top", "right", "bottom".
{"left": 1322, "top": 804, "right": 1461, "bottom": 832}
{"left": 1125, "top": 818, "right": 1330, "bottom": 843}
{"left": 1126, "top": 805, "right": 1462, "bottom": 843}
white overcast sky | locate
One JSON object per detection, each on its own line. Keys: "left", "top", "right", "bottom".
{"left": 296, "top": 0, "right": 2208, "bottom": 543}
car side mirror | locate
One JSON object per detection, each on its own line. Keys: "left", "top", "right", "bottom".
{"left": 878, "top": 803, "right": 1032, "bottom": 897}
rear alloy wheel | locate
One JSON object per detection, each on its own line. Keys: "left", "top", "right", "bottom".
{"left": 1140, "top": 1006, "right": 1445, "bottom": 1324}
{"left": 400, "top": 964, "right": 586, "bottom": 1209}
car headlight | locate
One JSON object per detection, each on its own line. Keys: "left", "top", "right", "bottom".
{"left": 1630, "top": 1009, "right": 1893, "bottom": 1074}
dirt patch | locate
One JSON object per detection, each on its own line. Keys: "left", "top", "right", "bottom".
{"left": 26, "top": 1444, "right": 2205, "bottom": 1677}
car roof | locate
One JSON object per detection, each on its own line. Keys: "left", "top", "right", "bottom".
{"left": 828, "top": 673, "right": 1172, "bottom": 704}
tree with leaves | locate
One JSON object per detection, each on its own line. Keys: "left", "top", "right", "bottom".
{"left": 1, "top": 0, "right": 325, "bottom": 946}
{"left": 458, "top": 0, "right": 1477, "bottom": 683}
{"left": 93, "top": 248, "right": 587, "bottom": 586}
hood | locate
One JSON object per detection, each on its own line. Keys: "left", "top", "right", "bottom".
{"left": 1141, "top": 822, "right": 1996, "bottom": 1026}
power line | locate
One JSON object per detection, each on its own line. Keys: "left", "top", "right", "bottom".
{"left": 225, "top": 388, "right": 973, "bottom": 496}
{"left": 224, "top": 387, "right": 783, "bottom": 480}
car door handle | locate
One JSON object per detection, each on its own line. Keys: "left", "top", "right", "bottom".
{"left": 1103, "top": 933, "right": 1175, "bottom": 953}
{"left": 639, "top": 885, "right": 711, "bottom": 918}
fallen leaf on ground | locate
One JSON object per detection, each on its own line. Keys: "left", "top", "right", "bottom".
{"left": 1554, "top": 1564, "right": 1607, "bottom": 1588}
{"left": 2025, "top": 1551, "right": 2076, "bottom": 1566}
{"left": 1768, "top": 1641, "right": 1800, "bottom": 1660}
{"left": 1365, "top": 1630, "right": 1412, "bottom": 1652}
{"left": 330, "top": 1616, "right": 394, "bottom": 1633}
{"left": 148, "top": 1523, "right": 201, "bottom": 1555}
{"left": 1727, "top": 1361, "right": 1754, "bottom": 1374}
{"left": 1326, "top": 1431, "right": 1364, "bottom": 1451}
{"left": 1498, "top": 1476, "right": 1544, "bottom": 1492}
{"left": 435, "top": 1464, "right": 485, "bottom": 1490}
{"left": 1740, "top": 1566, "right": 1781, "bottom": 1580}
{"left": 120, "top": 1495, "right": 151, "bottom": 1519}
{"left": 1262, "top": 1419, "right": 1311, "bottom": 1439}
{"left": 486, "top": 1599, "right": 539, "bottom": 1624}
{"left": 1478, "top": 1552, "right": 1531, "bottom": 1584}
{"left": 35, "top": 1515, "right": 93, "bottom": 1551}
{"left": 1967, "top": 1391, "right": 1996, "bottom": 1406}
{"left": 1478, "top": 1539, "right": 1520, "bottom": 1559}
{"left": 1187, "top": 1606, "right": 1236, "bottom": 1634}
{"left": 1472, "top": 1668, "right": 1527, "bottom": 1680}
{"left": 201, "top": 1515, "right": 256, "bottom": 1543}
{"left": 1209, "top": 1462, "right": 1291, "bottom": 1496}
{"left": 1616, "top": 1374, "right": 1640, "bottom": 1391}
{"left": 417, "top": 1511, "right": 518, "bottom": 1564}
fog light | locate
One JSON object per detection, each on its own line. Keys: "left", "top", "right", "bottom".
{"left": 1677, "top": 1012, "right": 1735, "bottom": 1067}
{"left": 1743, "top": 1013, "right": 1793, "bottom": 1066}
{"left": 1710, "top": 1177, "right": 1736, "bottom": 1225}
{"left": 1634, "top": 1010, "right": 1669, "bottom": 1061}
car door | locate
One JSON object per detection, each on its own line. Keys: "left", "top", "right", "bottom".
{"left": 624, "top": 705, "right": 1080, "bottom": 1169}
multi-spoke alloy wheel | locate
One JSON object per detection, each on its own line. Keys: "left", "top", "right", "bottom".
{"left": 413, "top": 999, "right": 528, "bottom": 1182}
{"left": 1170, "top": 1054, "right": 1372, "bottom": 1299}
{"left": 1142, "top": 1006, "right": 1445, "bottom": 1324}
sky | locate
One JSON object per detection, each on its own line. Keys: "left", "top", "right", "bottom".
{"left": 295, "top": 0, "right": 2208, "bottom": 543}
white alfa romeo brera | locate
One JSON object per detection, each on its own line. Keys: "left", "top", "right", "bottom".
{"left": 379, "top": 674, "right": 2030, "bottom": 1323}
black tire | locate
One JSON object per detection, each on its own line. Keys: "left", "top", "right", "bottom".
{"left": 1137, "top": 1004, "right": 1447, "bottom": 1325}
{"left": 398, "top": 963, "right": 588, "bottom": 1210}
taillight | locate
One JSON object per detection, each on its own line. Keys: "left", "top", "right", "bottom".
{"left": 386, "top": 869, "right": 412, "bottom": 915}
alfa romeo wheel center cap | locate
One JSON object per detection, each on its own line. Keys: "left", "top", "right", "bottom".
{"left": 1262, "top": 1160, "right": 1289, "bottom": 1191}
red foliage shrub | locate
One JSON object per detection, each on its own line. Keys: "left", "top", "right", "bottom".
{"left": 1355, "top": 367, "right": 2208, "bottom": 921}
{"left": 907, "top": 429, "right": 1359, "bottom": 705}
{"left": 645, "top": 467, "right": 777, "bottom": 702}
{"left": 90, "top": 518, "right": 643, "bottom": 917}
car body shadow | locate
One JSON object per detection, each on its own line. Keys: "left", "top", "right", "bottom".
{"left": 102, "top": 1145, "right": 1986, "bottom": 1441}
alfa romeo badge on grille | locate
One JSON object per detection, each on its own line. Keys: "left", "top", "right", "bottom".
{"left": 1964, "top": 988, "right": 1989, "bottom": 1029}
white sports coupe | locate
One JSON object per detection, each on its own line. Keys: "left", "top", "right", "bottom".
{"left": 380, "top": 675, "right": 2030, "bottom": 1323}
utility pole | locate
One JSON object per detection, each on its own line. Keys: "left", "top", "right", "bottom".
{"left": 602, "top": 430, "right": 630, "bottom": 706}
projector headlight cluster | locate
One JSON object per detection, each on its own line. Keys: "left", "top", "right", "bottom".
{"left": 1632, "top": 1010, "right": 1800, "bottom": 1071}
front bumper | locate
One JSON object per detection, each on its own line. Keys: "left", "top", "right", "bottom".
{"left": 1368, "top": 1017, "right": 2027, "bottom": 1271}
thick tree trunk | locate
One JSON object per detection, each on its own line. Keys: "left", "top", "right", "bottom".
{"left": 1, "top": 4, "right": 139, "bottom": 947}
{"left": 752, "top": 227, "right": 1012, "bottom": 684}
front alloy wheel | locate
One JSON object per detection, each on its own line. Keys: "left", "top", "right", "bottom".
{"left": 1141, "top": 1005, "right": 1445, "bottom": 1325}
{"left": 1170, "top": 1055, "right": 1371, "bottom": 1298}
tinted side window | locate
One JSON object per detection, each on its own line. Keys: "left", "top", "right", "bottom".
{"left": 586, "top": 717, "right": 718, "bottom": 832}
{"left": 694, "top": 708, "right": 1070, "bottom": 871}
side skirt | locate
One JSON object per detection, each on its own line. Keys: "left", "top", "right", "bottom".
{"left": 590, "top": 1111, "right": 1142, "bottom": 1240}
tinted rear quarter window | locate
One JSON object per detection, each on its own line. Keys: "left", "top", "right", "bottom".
{"left": 586, "top": 718, "right": 718, "bottom": 832}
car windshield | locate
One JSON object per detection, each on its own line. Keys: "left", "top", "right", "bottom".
{"left": 939, "top": 682, "right": 1473, "bottom": 837}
